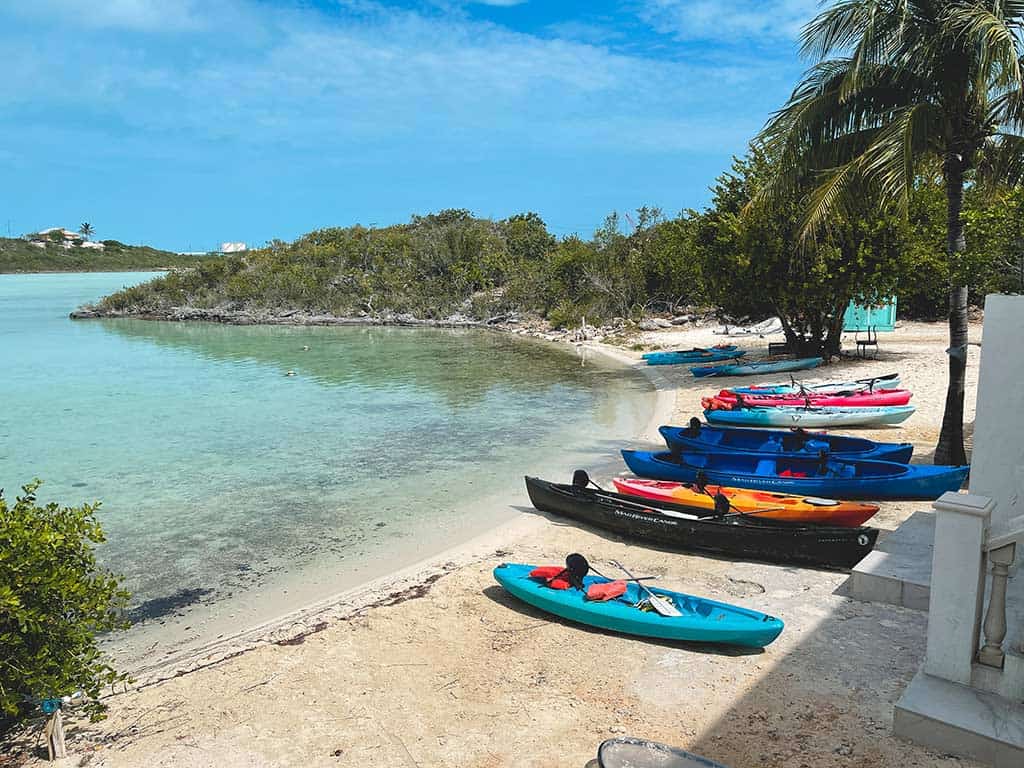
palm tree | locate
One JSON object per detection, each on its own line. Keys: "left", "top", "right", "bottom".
{"left": 757, "top": 1, "right": 1024, "bottom": 466}
{"left": 78, "top": 222, "right": 94, "bottom": 240}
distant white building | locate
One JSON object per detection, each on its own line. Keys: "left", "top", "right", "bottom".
{"left": 35, "top": 227, "right": 79, "bottom": 240}
{"left": 27, "top": 227, "right": 103, "bottom": 249}
{"left": 221, "top": 242, "right": 247, "bottom": 253}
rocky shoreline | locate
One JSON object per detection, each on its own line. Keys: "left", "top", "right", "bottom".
{"left": 70, "top": 305, "right": 492, "bottom": 328}
{"left": 69, "top": 303, "right": 723, "bottom": 346}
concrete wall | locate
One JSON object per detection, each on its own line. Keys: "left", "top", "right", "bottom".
{"left": 969, "top": 294, "right": 1024, "bottom": 527}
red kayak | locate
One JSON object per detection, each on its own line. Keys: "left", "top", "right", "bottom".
{"left": 706, "top": 388, "right": 913, "bottom": 409}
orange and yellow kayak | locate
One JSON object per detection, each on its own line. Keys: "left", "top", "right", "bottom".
{"left": 611, "top": 477, "right": 879, "bottom": 527}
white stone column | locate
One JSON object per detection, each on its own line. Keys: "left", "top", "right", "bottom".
{"left": 970, "top": 294, "right": 1024, "bottom": 528}
{"left": 924, "top": 492, "right": 995, "bottom": 685}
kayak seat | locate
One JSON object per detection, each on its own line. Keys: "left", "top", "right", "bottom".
{"left": 755, "top": 459, "right": 777, "bottom": 476}
{"left": 804, "top": 438, "right": 830, "bottom": 454}
{"left": 781, "top": 435, "right": 804, "bottom": 451}
{"left": 825, "top": 462, "right": 856, "bottom": 478}
{"left": 763, "top": 435, "right": 784, "bottom": 452}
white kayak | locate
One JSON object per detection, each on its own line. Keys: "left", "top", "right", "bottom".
{"left": 727, "top": 373, "right": 901, "bottom": 396}
{"left": 704, "top": 404, "right": 916, "bottom": 428}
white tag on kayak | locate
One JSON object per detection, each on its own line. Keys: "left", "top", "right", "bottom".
{"left": 803, "top": 497, "right": 840, "bottom": 507}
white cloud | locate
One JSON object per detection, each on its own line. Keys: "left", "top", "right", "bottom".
{"left": 636, "top": 0, "right": 820, "bottom": 43}
{"left": 9, "top": 0, "right": 204, "bottom": 30}
{"left": 544, "top": 20, "right": 624, "bottom": 45}
{"left": 0, "top": 0, "right": 798, "bottom": 160}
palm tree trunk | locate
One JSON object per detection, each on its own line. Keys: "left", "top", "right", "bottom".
{"left": 934, "top": 156, "right": 969, "bottom": 467}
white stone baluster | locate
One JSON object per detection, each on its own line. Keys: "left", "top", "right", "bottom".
{"left": 978, "top": 541, "right": 1017, "bottom": 668}
{"left": 924, "top": 493, "right": 995, "bottom": 685}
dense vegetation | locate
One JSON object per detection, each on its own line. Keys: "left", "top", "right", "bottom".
{"left": 0, "top": 237, "right": 211, "bottom": 273}
{"left": 95, "top": 170, "right": 1022, "bottom": 330}
{"left": 97, "top": 208, "right": 701, "bottom": 326}
{"left": 0, "top": 482, "right": 129, "bottom": 725}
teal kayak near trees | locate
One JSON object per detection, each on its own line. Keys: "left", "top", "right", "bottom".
{"left": 493, "top": 562, "right": 784, "bottom": 648}
{"left": 690, "top": 357, "right": 823, "bottom": 378}
{"left": 643, "top": 346, "right": 746, "bottom": 366}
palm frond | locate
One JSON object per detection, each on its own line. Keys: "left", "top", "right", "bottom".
{"left": 792, "top": 102, "right": 937, "bottom": 239}
{"left": 977, "top": 131, "right": 1024, "bottom": 186}
{"left": 990, "top": 84, "right": 1024, "bottom": 130}
{"left": 856, "top": 102, "right": 940, "bottom": 207}
{"left": 943, "top": 4, "right": 1024, "bottom": 92}
{"left": 762, "top": 60, "right": 925, "bottom": 162}
{"left": 841, "top": 0, "right": 883, "bottom": 98}
{"left": 800, "top": 0, "right": 876, "bottom": 60}
{"left": 999, "top": 1, "right": 1024, "bottom": 20}
{"left": 838, "top": 0, "right": 931, "bottom": 100}
{"left": 799, "top": 159, "right": 861, "bottom": 239}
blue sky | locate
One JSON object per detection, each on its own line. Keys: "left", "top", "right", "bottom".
{"left": 1, "top": 0, "right": 819, "bottom": 251}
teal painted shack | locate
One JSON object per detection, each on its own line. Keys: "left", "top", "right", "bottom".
{"left": 843, "top": 297, "right": 897, "bottom": 332}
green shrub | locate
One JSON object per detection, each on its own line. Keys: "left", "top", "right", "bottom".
{"left": 0, "top": 482, "right": 130, "bottom": 723}
{"left": 547, "top": 300, "right": 588, "bottom": 329}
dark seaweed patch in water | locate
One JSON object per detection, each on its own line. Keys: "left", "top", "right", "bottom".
{"left": 126, "top": 587, "right": 214, "bottom": 623}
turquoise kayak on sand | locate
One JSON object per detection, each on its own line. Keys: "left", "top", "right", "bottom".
{"left": 493, "top": 562, "right": 784, "bottom": 648}
{"left": 643, "top": 347, "right": 746, "bottom": 366}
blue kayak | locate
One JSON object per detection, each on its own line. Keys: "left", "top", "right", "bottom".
{"left": 621, "top": 449, "right": 969, "bottom": 500}
{"left": 493, "top": 563, "right": 784, "bottom": 648}
{"left": 691, "top": 357, "right": 823, "bottom": 378}
{"left": 660, "top": 422, "right": 914, "bottom": 463}
{"left": 644, "top": 347, "right": 746, "bottom": 366}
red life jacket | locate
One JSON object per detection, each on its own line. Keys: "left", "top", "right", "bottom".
{"left": 528, "top": 565, "right": 570, "bottom": 590}
{"left": 586, "top": 580, "right": 627, "bottom": 601}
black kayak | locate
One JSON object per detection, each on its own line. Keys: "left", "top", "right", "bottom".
{"left": 598, "top": 738, "right": 730, "bottom": 768}
{"left": 525, "top": 475, "right": 878, "bottom": 570}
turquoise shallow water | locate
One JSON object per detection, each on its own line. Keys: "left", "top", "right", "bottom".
{"left": 1, "top": 272, "right": 653, "bottom": 646}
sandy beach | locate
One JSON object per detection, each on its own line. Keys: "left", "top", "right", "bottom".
{"left": 10, "top": 320, "right": 983, "bottom": 768}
